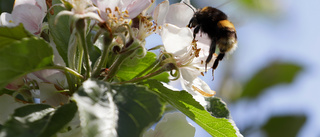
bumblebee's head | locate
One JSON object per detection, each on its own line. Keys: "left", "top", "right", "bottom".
{"left": 188, "top": 15, "right": 198, "bottom": 28}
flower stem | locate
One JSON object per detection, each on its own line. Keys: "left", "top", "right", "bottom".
{"left": 42, "top": 65, "right": 84, "bottom": 80}
{"left": 76, "top": 19, "right": 91, "bottom": 79}
{"left": 92, "top": 31, "right": 113, "bottom": 78}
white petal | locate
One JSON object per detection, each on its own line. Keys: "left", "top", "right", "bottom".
{"left": 0, "top": 12, "right": 16, "bottom": 26}
{"left": 126, "top": 0, "right": 151, "bottom": 18}
{"left": 0, "top": 94, "right": 26, "bottom": 124}
{"left": 5, "top": 77, "right": 25, "bottom": 90}
{"left": 35, "top": 0, "right": 48, "bottom": 12}
{"left": 193, "top": 34, "right": 217, "bottom": 70}
{"left": 181, "top": 75, "right": 215, "bottom": 97}
{"left": 14, "top": 0, "right": 36, "bottom": 7}
{"left": 91, "top": 0, "right": 98, "bottom": 5}
{"left": 78, "top": 12, "right": 104, "bottom": 23}
{"left": 32, "top": 69, "right": 67, "bottom": 87}
{"left": 120, "top": 0, "right": 133, "bottom": 9}
{"left": 143, "top": 112, "right": 195, "bottom": 137}
{"left": 153, "top": 0, "right": 169, "bottom": 26}
{"left": 143, "top": 0, "right": 156, "bottom": 16}
{"left": 12, "top": 4, "right": 45, "bottom": 34}
{"left": 180, "top": 67, "right": 199, "bottom": 83}
{"left": 161, "top": 23, "right": 193, "bottom": 56}
{"left": 166, "top": 3, "right": 194, "bottom": 28}
{"left": 97, "top": 0, "right": 121, "bottom": 13}
{"left": 39, "top": 83, "right": 69, "bottom": 107}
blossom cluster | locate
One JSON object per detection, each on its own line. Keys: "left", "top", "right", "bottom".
{"left": 1, "top": 0, "right": 215, "bottom": 105}
{"left": 0, "top": 0, "right": 240, "bottom": 136}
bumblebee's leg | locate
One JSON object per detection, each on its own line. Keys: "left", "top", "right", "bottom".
{"left": 205, "top": 40, "right": 216, "bottom": 72}
{"left": 212, "top": 53, "right": 225, "bottom": 69}
{"left": 210, "top": 53, "right": 225, "bottom": 80}
{"left": 193, "top": 25, "right": 201, "bottom": 39}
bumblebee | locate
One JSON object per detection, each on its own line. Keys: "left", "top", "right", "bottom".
{"left": 187, "top": 6, "right": 237, "bottom": 79}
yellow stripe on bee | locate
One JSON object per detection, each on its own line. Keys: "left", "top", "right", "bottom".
{"left": 200, "top": 7, "right": 210, "bottom": 12}
{"left": 218, "top": 20, "right": 235, "bottom": 29}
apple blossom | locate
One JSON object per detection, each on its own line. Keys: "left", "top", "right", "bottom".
{"left": 0, "top": 0, "right": 47, "bottom": 34}
{"left": 56, "top": 0, "right": 104, "bottom": 23}
{"left": 161, "top": 23, "right": 216, "bottom": 97}
{"left": 96, "top": 0, "right": 152, "bottom": 21}
{"left": 153, "top": 0, "right": 216, "bottom": 97}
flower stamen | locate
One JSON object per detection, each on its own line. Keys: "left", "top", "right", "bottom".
{"left": 192, "top": 85, "right": 216, "bottom": 97}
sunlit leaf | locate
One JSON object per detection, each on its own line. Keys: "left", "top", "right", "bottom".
{"left": 0, "top": 37, "right": 54, "bottom": 89}
{"left": 74, "top": 79, "right": 118, "bottom": 137}
{"left": 117, "top": 52, "right": 169, "bottom": 83}
{"left": 0, "top": 24, "right": 33, "bottom": 46}
{"left": 0, "top": 104, "right": 54, "bottom": 137}
{"left": 240, "top": 62, "right": 302, "bottom": 98}
{"left": 74, "top": 79, "right": 164, "bottom": 137}
{"left": 38, "top": 102, "right": 78, "bottom": 137}
{"left": 112, "top": 83, "right": 164, "bottom": 137}
{"left": 262, "top": 115, "right": 306, "bottom": 137}
{"left": 142, "top": 80, "right": 238, "bottom": 137}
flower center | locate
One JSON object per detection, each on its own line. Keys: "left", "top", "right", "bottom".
{"left": 105, "top": 7, "right": 130, "bottom": 24}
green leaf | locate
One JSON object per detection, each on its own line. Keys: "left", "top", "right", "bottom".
{"left": 237, "top": 0, "right": 278, "bottom": 13}
{"left": 48, "top": 0, "right": 71, "bottom": 65}
{"left": 87, "top": 32, "right": 101, "bottom": 66}
{"left": 116, "top": 52, "right": 169, "bottom": 83}
{"left": 241, "top": 62, "right": 302, "bottom": 98}
{"left": 206, "top": 97, "right": 230, "bottom": 119}
{"left": 142, "top": 80, "right": 237, "bottom": 137}
{"left": 0, "top": 104, "right": 54, "bottom": 137}
{"left": 0, "top": 37, "right": 54, "bottom": 89}
{"left": 74, "top": 79, "right": 164, "bottom": 137}
{"left": 111, "top": 84, "right": 164, "bottom": 137}
{"left": 262, "top": 115, "right": 306, "bottom": 137}
{"left": 38, "top": 102, "right": 78, "bottom": 137}
{"left": 0, "top": 24, "right": 33, "bottom": 46}
{"left": 74, "top": 79, "right": 118, "bottom": 137}
{"left": 0, "top": 88, "right": 13, "bottom": 96}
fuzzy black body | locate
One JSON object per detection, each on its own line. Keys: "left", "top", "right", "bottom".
{"left": 188, "top": 6, "right": 237, "bottom": 78}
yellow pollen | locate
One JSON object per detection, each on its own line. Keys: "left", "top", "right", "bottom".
{"left": 105, "top": 8, "right": 112, "bottom": 13}
{"left": 115, "top": 7, "right": 121, "bottom": 15}
{"left": 201, "top": 72, "right": 204, "bottom": 76}
{"left": 125, "top": 10, "right": 129, "bottom": 14}
{"left": 124, "top": 14, "right": 129, "bottom": 17}
{"left": 9, "top": 20, "right": 13, "bottom": 23}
